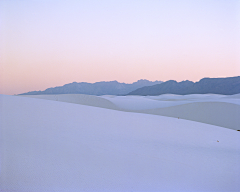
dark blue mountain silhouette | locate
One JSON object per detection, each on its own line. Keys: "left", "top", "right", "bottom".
{"left": 19, "top": 79, "right": 162, "bottom": 96}
{"left": 127, "top": 76, "right": 240, "bottom": 95}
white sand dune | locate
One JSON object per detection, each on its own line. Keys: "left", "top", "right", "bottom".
{"left": 146, "top": 94, "right": 240, "bottom": 105}
{"left": 22, "top": 94, "right": 119, "bottom": 110}
{"left": 100, "top": 95, "right": 240, "bottom": 130}
{"left": 101, "top": 95, "right": 193, "bottom": 110}
{"left": 138, "top": 102, "right": 240, "bottom": 130}
{"left": 23, "top": 94, "right": 192, "bottom": 110}
{"left": 21, "top": 94, "right": 240, "bottom": 130}
{"left": 226, "top": 93, "right": 240, "bottom": 99}
{"left": 100, "top": 94, "right": 240, "bottom": 111}
{"left": 1, "top": 94, "right": 240, "bottom": 192}
{"left": 145, "top": 94, "right": 226, "bottom": 101}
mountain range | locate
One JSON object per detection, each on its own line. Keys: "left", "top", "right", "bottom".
{"left": 19, "top": 79, "right": 163, "bottom": 96}
{"left": 128, "top": 76, "right": 240, "bottom": 95}
{"left": 19, "top": 76, "right": 240, "bottom": 96}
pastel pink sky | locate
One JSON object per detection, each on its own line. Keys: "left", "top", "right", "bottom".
{"left": 1, "top": 0, "right": 240, "bottom": 95}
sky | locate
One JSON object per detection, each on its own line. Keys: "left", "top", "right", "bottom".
{"left": 0, "top": 0, "right": 240, "bottom": 95}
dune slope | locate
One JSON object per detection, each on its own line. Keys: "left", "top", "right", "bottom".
{"left": 21, "top": 94, "right": 240, "bottom": 130}
{"left": 0, "top": 95, "right": 240, "bottom": 192}
{"left": 22, "top": 94, "right": 119, "bottom": 110}
{"left": 138, "top": 102, "right": 240, "bottom": 130}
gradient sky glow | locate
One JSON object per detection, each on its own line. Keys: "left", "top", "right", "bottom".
{"left": 1, "top": 0, "right": 240, "bottom": 95}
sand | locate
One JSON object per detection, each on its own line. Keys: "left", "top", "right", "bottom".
{"left": 138, "top": 102, "right": 240, "bottom": 130}
{"left": 22, "top": 94, "right": 119, "bottom": 110}
{"left": 1, "top": 94, "right": 240, "bottom": 192}
{"left": 20, "top": 94, "right": 240, "bottom": 130}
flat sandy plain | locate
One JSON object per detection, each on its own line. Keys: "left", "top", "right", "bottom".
{"left": 0, "top": 94, "right": 240, "bottom": 192}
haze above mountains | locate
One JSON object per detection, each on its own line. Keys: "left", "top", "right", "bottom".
{"left": 20, "top": 76, "right": 240, "bottom": 96}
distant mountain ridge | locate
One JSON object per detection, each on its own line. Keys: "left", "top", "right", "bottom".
{"left": 20, "top": 79, "right": 163, "bottom": 96}
{"left": 127, "top": 76, "right": 240, "bottom": 95}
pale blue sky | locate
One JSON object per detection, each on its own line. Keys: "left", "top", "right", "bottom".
{"left": 0, "top": 0, "right": 240, "bottom": 94}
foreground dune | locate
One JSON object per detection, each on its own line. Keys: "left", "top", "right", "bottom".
{"left": 22, "top": 94, "right": 240, "bottom": 130}
{"left": 1, "top": 94, "right": 240, "bottom": 192}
